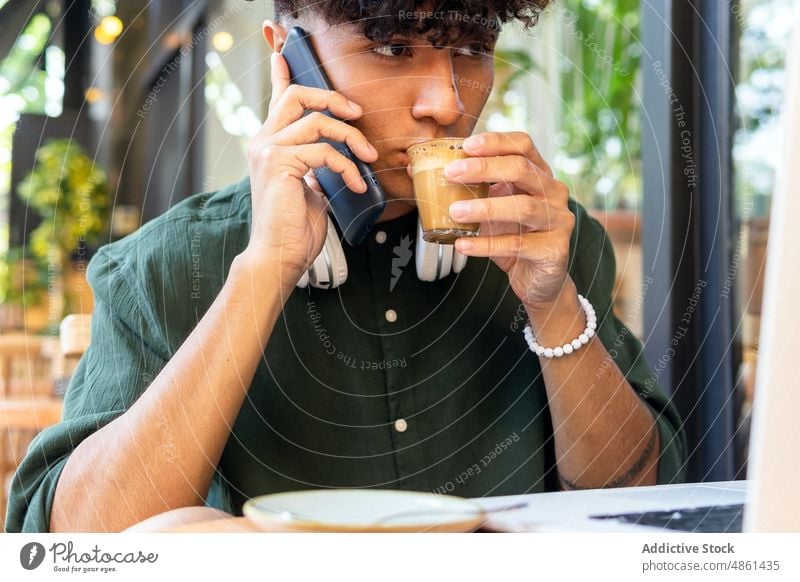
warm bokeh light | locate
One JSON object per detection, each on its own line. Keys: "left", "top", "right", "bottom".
{"left": 93, "top": 27, "right": 113, "bottom": 45}
{"left": 94, "top": 15, "right": 123, "bottom": 45}
{"left": 100, "top": 15, "right": 123, "bottom": 37}
{"left": 84, "top": 87, "right": 104, "bottom": 104}
{"left": 212, "top": 31, "right": 234, "bottom": 53}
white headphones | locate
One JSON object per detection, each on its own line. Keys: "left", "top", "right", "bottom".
{"left": 297, "top": 215, "right": 468, "bottom": 289}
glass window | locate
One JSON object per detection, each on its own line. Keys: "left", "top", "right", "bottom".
{"left": 490, "top": 0, "right": 645, "bottom": 337}
{"left": 202, "top": 0, "right": 270, "bottom": 191}
{"left": 732, "top": 0, "right": 791, "bottom": 467}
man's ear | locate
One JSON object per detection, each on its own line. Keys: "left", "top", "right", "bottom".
{"left": 262, "top": 19, "right": 289, "bottom": 52}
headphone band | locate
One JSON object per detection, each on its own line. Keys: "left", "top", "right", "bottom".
{"left": 298, "top": 216, "right": 467, "bottom": 289}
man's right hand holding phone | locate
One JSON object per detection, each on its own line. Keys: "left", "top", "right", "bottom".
{"left": 242, "top": 50, "right": 378, "bottom": 291}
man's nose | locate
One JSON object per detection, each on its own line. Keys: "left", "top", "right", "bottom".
{"left": 411, "top": 56, "right": 466, "bottom": 127}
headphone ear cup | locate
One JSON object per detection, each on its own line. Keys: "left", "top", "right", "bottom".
{"left": 308, "top": 217, "right": 348, "bottom": 289}
{"left": 307, "top": 248, "right": 332, "bottom": 288}
{"left": 452, "top": 248, "right": 468, "bottom": 273}
{"left": 297, "top": 270, "right": 310, "bottom": 288}
{"left": 326, "top": 218, "right": 348, "bottom": 287}
{"left": 437, "top": 243, "right": 454, "bottom": 278}
{"left": 415, "top": 218, "right": 459, "bottom": 281}
{"left": 416, "top": 219, "right": 441, "bottom": 282}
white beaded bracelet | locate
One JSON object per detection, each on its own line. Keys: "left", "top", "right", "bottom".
{"left": 522, "top": 294, "right": 597, "bottom": 358}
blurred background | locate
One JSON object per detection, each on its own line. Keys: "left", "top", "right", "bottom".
{"left": 0, "top": 0, "right": 791, "bottom": 529}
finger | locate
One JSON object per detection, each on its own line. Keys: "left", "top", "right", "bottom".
{"left": 268, "top": 51, "right": 292, "bottom": 112}
{"left": 453, "top": 231, "right": 567, "bottom": 260}
{"left": 462, "top": 131, "right": 553, "bottom": 177}
{"left": 270, "top": 111, "right": 378, "bottom": 162}
{"left": 288, "top": 143, "right": 367, "bottom": 193}
{"left": 270, "top": 84, "right": 363, "bottom": 133}
{"left": 443, "top": 154, "right": 565, "bottom": 200}
{"left": 448, "top": 195, "right": 566, "bottom": 232}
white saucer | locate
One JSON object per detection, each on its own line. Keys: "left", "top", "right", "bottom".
{"left": 243, "top": 489, "right": 485, "bottom": 532}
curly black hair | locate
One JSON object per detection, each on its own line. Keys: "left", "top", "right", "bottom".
{"left": 272, "top": 0, "right": 552, "bottom": 49}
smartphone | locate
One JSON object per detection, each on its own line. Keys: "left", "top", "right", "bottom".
{"left": 280, "top": 26, "right": 386, "bottom": 246}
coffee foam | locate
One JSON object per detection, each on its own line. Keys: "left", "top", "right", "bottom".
{"left": 409, "top": 156, "right": 450, "bottom": 174}
{"left": 408, "top": 140, "right": 466, "bottom": 174}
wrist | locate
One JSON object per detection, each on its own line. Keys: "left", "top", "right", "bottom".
{"left": 525, "top": 278, "right": 579, "bottom": 318}
{"left": 524, "top": 280, "right": 587, "bottom": 348}
{"left": 231, "top": 249, "right": 299, "bottom": 298}
{"left": 523, "top": 294, "right": 597, "bottom": 358}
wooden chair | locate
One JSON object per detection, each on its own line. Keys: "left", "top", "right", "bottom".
{"left": 0, "top": 315, "right": 89, "bottom": 531}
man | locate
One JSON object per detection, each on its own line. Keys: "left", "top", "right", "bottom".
{"left": 7, "top": 0, "right": 686, "bottom": 533}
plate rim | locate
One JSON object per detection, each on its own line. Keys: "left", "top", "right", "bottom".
{"left": 243, "top": 488, "right": 486, "bottom": 533}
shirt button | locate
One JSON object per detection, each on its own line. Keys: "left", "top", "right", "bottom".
{"left": 385, "top": 309, "right": 397, "bottom": 323}
{"left": 375, "top": 231, "right": 387, "bottom": 244}
{"left": 394, "top": 419, "right": 408, "bottom": 433}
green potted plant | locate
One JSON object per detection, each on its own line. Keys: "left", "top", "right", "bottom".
{"left": 491, "top": 0, "right": 642, "bottom": 211}
{"left": 488, "top": 1, "right": 644, "bottom": 334}
{"left": 0, "top": 247, "right": 48, "bottom": 331}
{"left": 15, "top": 138, "right": 110, "bottom": 328}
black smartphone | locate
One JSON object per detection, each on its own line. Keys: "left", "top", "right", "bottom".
{"left": 280, "top": 26, "right": 386, "bottom": 246}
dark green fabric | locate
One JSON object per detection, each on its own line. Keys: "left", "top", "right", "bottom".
{"left": 5, "top": 177, "right": 687, "bottom": 532}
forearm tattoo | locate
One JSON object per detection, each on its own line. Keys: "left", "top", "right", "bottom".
{"left": 558, "top": 424, "right": 658, "bottom": 491}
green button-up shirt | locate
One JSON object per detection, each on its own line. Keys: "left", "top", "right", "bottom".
{"left": 6, "top": 177, "right": 687, "bottom": 532}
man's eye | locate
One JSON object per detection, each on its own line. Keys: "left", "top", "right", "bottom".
{"left": 372, "top": 43, "right": 413, "bottom": 58}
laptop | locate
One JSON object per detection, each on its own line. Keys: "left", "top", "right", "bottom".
{"left": 477, "top": 9, "right": 800, "bottom": 534}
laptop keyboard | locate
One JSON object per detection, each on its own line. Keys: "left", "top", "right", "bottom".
{"left": 589, "top": 503, "right": 745, "bottom": 532}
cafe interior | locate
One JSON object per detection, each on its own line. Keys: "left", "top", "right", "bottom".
{"left": 0, "top": 0, "right": 790, "bottom": 531}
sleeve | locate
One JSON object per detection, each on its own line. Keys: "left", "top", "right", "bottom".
{"left": 4, "top": 241, "right": 168, "bottom": 531}
{"left": 568, "top": 203, "right": 688, "bottom": 486}
{"left": 4, "top": 241, "right": 230, "bottom": 532}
